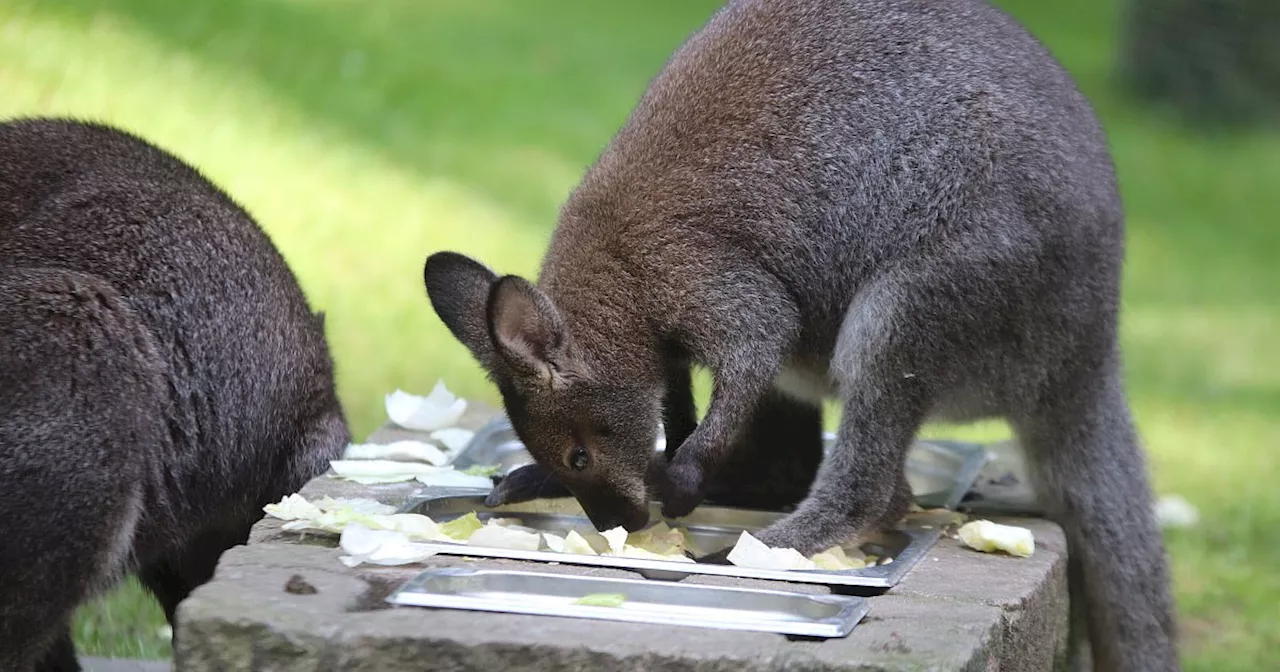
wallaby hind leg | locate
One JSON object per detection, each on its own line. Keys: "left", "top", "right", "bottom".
{"left": 745, "top": 262, "right": 975, "bottom": 554}
{"left": 139, "top": 524, "right": 252, "bottom": 628}
{"left": 33, "top": 627, "right": 79, "bottom": 672}
{"left": 1013, "top": 366, "right": 1179, "bottom": 672}
{"left": 0, "top": 269, "right": 161, "bottom": 671}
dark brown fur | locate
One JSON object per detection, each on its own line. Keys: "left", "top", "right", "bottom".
{"left": 423, "top": 1, "right": 1179, "bottom": 669}
{"left": 0, "top": 118, "right": 349, "bottom": 671}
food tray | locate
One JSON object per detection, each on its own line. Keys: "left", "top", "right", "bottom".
{"left": 387, "top": 567, "right": 869, "bottom": 638}
{"left": 451, "top": 416, "right": 987, "bottom": 511}
{"left": 395, "top": 493, "right": 942, "bottom": 592}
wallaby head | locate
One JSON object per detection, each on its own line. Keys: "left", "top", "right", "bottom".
{"left": 424, "top": 251, "right": 659, "bottom": 531}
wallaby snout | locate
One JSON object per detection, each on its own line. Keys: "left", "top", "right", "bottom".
{"left": 576, "top": 489, "right": 651, "bottom": 533}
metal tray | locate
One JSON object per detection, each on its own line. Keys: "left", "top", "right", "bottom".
{"left": 387, "top": 567, "right": 869, "bottom": 638}
{"left": 395, "top": 493, "right": 942, "bottom": 591}
{"left": 452, "top": 417, "right": 987, "bottom": 511}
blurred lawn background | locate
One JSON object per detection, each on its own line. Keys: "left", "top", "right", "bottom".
{"left": 0, "top": 0, "right": 1274, "bottom": 669}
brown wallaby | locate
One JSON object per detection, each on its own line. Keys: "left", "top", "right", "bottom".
{"left": 0, "top": 118, "right": 349, "bottom": 671}
{"left": 422, "top": 0, "right": 1179, "bottom": 669}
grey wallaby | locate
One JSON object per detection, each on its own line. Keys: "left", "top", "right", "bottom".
{"left": 422, "top": 0, "right": 1179, "bottom": 669}
{"left": 0, "top": 118, "right": 350, "bottom": 671}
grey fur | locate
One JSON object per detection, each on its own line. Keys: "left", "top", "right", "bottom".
{"left": 0, "top": 118, "right": 349, "bottom": 671}
{"left": 423, "top": 0, "right": 1179, "bottom": 669}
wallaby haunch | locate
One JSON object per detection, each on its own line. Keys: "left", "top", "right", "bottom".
{"left": 423, "top": 0, "right": 1179, "bottom": 669}
{"left": 0, "top": 118, "right": 350, "bottom": 671}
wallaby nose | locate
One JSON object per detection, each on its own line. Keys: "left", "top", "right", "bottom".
{"left": 585, "top": 506, "right": 649, "bottom": 533}
{"left": 590, "top": 512, "right": 627, "bottom": 532}
{"left": 622, "top": 508, "right": 650, "bottom": 533}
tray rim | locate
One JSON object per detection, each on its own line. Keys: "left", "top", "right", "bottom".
{"left": 395, "top": 491, "right": 944, "bottom": 590}
{"left": 386, "top": 566, "right": 870, "bottom": 638}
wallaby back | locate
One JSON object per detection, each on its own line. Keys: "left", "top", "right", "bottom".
{"left": 424, "top": 1, "right": 1178, "bottom": 670}
{"left": 0, "top": 118, "right": 349, "bottom": 670}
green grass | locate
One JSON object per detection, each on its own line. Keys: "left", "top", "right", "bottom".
{"left": 1, "top": 0, "right": 1275, "bottom": 669}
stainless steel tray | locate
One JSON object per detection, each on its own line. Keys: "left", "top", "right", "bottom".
{"left": 452, "top": 417, "right": 987, "bottom": 511}
{"left": 387, "top": 567, "right": 869, "bottom": 638}
{"left": 395, "top": 493, "right": 942, "bottom": 591}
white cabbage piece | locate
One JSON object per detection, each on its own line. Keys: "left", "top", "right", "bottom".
{"left": 561, "top": 530, "right": 599, "bottom": 556}
{"left": 601, "top": 527, "right": 629, "bottom": 554}
{"left": 439, "top": 512, "right": 484, "bottom": 540}
{"left": 327, "top": 459, "right": 493, "bottom": 489}
{"left": 385, "top": 381, "right": 467, "bottom": 431}
{"left": 342, "top": 440, "right": 450, "bottom": 465}
{"left": 467, "top": 524, "right": 542, "bottom": 551}
{"left": 381, "top": 513, "right": 453, "bottom": 542}
{"left": 262, "top": 493, "right": 322, "bottom": 521}
{"left": 626, "top": 522, "right": 695, "bottom": 557}
{"left": 957, "top": 520, "right": 1035, "bottom": 558}
{"left": 328, "top": 459, "right": 438, "bottom": 483}
{"left": 428, "top": 427, "right": 476, "bottom": 454}
{"left": 338, "top": 523, "right": 440, "bottom": 567}
{"left": 542, "top": 533, "right": 566, "bottom": 553}
{"left": 271, "top": 496, "right": 401, "bottom": 535}
{"left": 810, "top": 545, "right": 868, "bottom": 570}
{"left": 313, "top": 496, "right": 397, "bottom": 516}
{"left": 726, "top": 532, "right": 818, "bottom": 571}
{"left": 596, "top": 525, "right": 693, "bottom": 562}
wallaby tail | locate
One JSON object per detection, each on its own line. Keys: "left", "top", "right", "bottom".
{"left": 1014, "top": 362, "right": 1180, "bottom": 671}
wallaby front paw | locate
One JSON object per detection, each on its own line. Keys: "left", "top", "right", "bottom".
{"left": 752, "top": 518, "right": 848, "bottom": 557}
{"left": 660, "top": 460, "right": 706, "bottom": 519}
{"left": 484, "top": 462, "right": 571, "bottom": 507}
{"left": 696, "top": 546, "right": 734, "bottom": 565}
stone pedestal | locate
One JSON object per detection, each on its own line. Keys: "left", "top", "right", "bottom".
{"left": 174, "top": 413, "right": 1069, "bottom": 671}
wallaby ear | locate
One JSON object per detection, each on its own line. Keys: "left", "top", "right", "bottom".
{"left": 487, "top": 276, "right": 580, "bottom": 389}
{"left": 424, "top": 251, "right": 500, "bottom": 367}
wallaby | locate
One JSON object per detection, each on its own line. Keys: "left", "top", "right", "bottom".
{"left": 422, "top": 0, "right": 1179, "bottom": 669}
{"left": 0, "top": 118, "right": 350, "bottom": 671}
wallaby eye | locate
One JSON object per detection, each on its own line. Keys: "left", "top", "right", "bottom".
{"left": 569, "top": 446, "right": 589, "bottom": 471}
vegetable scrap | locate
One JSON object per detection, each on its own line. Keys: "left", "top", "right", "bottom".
{"left": 385, "top": 380, "right": 467, "bottom": 431}
{"left": 264, "top": 493, "right": 878, "bottom": 571}
{"left": 725, "top": 531, "right": 870, "bottom": 571}
{"left": 572, "top": 593, "right": 627, "bottom": 607}
{"left": 956, "top": 520, "right": 1034, "bottom": 558}
{"left": 342, "top": 440, "right": 450, "bottom": 465}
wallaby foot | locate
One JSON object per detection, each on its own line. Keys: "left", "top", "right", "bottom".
{"left": 872, "top": 473, "right": 913, "bottom": 531}
{"left": 1015, "top": 368, "right": 1179, "bottom": 672}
